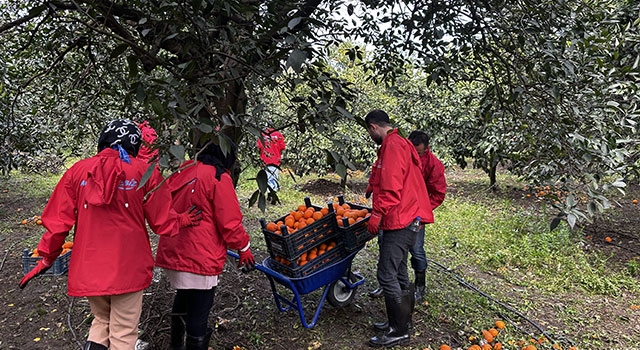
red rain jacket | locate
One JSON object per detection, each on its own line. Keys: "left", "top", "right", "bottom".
{"left": 37, "top": 148, "right": 181, "bottom": 297}
{"left": 368, "top": 130, "right": 434, "bottom": 230}
{"left": 256, "top": 129, "right": 286, "bottom": 166}
{"left": 419, "top": 149, "right": 447, "bottom": 210}
{"left": 155, "top": 160, "right": 251, "bottom": 276}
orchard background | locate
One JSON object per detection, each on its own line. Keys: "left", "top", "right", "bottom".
{"left": 1, "top": 1, "right": 640, "bottom": 349}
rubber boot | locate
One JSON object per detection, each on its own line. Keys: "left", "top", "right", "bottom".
{"left": 186, "top": 328, "right": 213, "bottom": 350}
{"left": 373, "top": 284, "right": 415, "bottom": 332}
{"left": 369, "top": 286, "right": 383, "bottom": 298}
{"left": 369, "top": 292, "right": 411, "bottom": 347}
{"left": 83, "top": 341, "right": 108, "bottom": 350}
{"left": 414, "top": 270, "right": 426, "bottom": 302}
{"left": 169, "top": 314, "right": 186, "bottom": 350}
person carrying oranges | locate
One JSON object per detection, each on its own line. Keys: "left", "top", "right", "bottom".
{"left": 18, "top": 119, "right": 202, "bottom": 350}
{"left": 155, "top": 135, "right": 255, "bottom": 350}
{"left": 363, "top": 110, "right": 434, "bottom": 348}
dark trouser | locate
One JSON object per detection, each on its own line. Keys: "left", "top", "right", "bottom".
{"left": 409, "top": 225, "right": 427, "bottom": 271}
{"left": 172, "top": 287, "right": 216, "bottom": 338}
{"left": 377, "top": 227, "right": 418, "bottom": 298}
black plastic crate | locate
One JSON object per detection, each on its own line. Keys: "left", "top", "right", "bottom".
{"left": 260, "top": 197, "right": 339, "bottom": 261}
{"left": 268, "top": 241, "right": 346, "bottom": 278}
{"left": 335, "top": 195, "right": 373, "bottom": 252}
{"left": 22, "top": 249, "right": 71, "bottom": 276}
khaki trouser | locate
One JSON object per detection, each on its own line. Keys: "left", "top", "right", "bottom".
{"left": 87, "top": 290, "right": 144, "bottom": 350}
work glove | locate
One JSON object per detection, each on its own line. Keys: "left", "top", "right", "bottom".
{"left": 178, "top": 205, "right": 203, "bottom": 227}
{"left": 365, "top": 185, "right": 372, "bottom": 199}
{"left": 367, "top": 213, "right": 381, "bottom": 236}
{"left": 19, "top": 256, "right": 56, "bottom": 289}
{"left": 238, "top": 248, "right": 255, "bottom": 273}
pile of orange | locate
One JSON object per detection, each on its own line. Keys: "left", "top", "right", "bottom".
{"left": 265, "top": 204, "right": 330, "bottom": 235}
{"left": 20, "top": 215, "right": 43, "bottom": 226}
{"left": 31, "top": 241, "right": 73, "bottom": 257}
{"left": 274, "top": 240, "right": 337, "bottom": 267}
{"left": 331, "top": 202, "right": 370, "bottom": 227}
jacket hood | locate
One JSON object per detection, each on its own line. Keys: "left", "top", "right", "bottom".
{"left": 85, "top": 150, "right": 126, "bottom": 206}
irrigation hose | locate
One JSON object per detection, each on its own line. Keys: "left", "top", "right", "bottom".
{"left": 426, "top": 258, "right": 572, "bottom": 345}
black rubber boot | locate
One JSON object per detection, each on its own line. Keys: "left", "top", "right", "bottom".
{"left": 186, "top": 328, "right": 213, "bottom": 350}
{"left": 373, "top": 284, "right": 415, "bottom": 332}
{"left": 369, "top": 286, "right": 384, "bottom": 298}
{"left": 369, "top": 292, "right": 411, "bottom": 348}
{"left": 414, "top": 270, "right": 426, "bottom": 301}
{"left": 83, "top": 341, "right": 108, "bottom": 350}
{"left": 169, "top": 314, "right": 186, "bottom": 350}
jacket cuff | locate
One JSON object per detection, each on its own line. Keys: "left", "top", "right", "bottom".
{"left": 240, "top": 242, "right": 251, "bottom": 252}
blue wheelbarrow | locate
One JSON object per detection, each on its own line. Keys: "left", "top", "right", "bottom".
{"left": 227, "top": 248, "right": 365, "bottom": 328}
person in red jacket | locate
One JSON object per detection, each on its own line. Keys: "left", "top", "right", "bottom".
{"left": 256, "top": 128, "right": 286, "bottom": 200}
{"left": 155, "top": 137, "right": 255, "bottom": 350}
{"left": 407, "top": 130, "right": 446, "bottom": 300}
{"left": 368, "top": 130, "right": 446, "bottom": 301}
{"left": 18, "top": 119, "right": 201, "bottom": 350}
{"left": 364, "top": 110, "right": 433, "bottom": 348}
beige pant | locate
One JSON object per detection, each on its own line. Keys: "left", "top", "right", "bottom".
{"left": 87, "top": 290, "right": 144, "bottom": 350}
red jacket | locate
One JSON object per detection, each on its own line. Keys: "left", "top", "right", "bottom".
{"left": 256, "top": 129, "right": 286, "bottom": 166}
{"left": 419, "top": 149, "right": 447, "bottom": 210}
{"left": 368, "top": 130, "right": 433, "bottom": 230}
{"left": 155, "top": 161, "right": 251, "bottom": 276}
{"left": 37, "top": 149, "right": 181, "bottom": 297}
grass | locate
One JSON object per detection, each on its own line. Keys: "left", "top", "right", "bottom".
{"left": 5, "top": 164, "right": 640, "bottom": 349}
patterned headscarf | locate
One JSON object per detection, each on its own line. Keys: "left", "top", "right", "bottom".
{"left": 97, "top": 119, "right": 142, "bottom": 163}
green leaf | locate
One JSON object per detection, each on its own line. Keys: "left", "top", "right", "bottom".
{"left": 336, "top": 163, "right": 347, "bottom": 179}
{"left": 138, "top": 162, "right": 156, "bottom": 189}
{"left": 197, "top": 123, "right": 213, "bottom": 133}
{"left": 258, "top": 193, "right": 266, "bottom": 212}
{"left": 110, "top": 44, "right": 129, "bottom": 58}
{"left": 169, "top": 145, "right": 185, "bottom": 160}
{"left": 286, "top": 49, "right": 307, "bottom": 73}
{"left": 249, "top": 189, "right": 259, "bottom": 207}
{"left": 256, "top": 169, "right": 268, "bottom": 193}
{"left": 288, "top": 17, "right": 302, "bottom": 29}
{"left": 550, "top": 216, "right": 562, "bottom": 231}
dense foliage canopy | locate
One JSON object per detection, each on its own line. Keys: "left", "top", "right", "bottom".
{"left": 1, "top": 0, "right": 639, "bottom": 225}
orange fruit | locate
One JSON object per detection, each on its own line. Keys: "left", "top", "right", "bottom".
{"left": 481, "top": 344, "right": 492, "bottom": 350}
{"left": 32, "top": 248, "right": 39, "bottom": 257}
{"left": 348, "top": 218, "right": 356, "bottom": 226}
{"left": 21, "top": 219, "right": 28, "bottom": 225}
{"left": 482, "top": 329, "right": 494, "bottom": 343}
{"left": 266, "top": 222, "right": 277, "bottom": 232}
{"left": 494, "top": 343, "right": 503, "bottom": 350}
{"left": 468, "top": 345, "right": 481, "bottom": 350}
{"left": 62, "top": 241, "right": 73, "bottom": 249}
{"left": 312, "top": 211, "right": 323, "bottom": 220}
{"left": 605, "top": 236, "right": 612, "bottom": 243}
{"left": 303, "top": 209, "right": 314, "bottom": 219}
{"left": 298, "top": 204, "right": 307, "bottom": 211}
{"left": 60, "top": 248, "right": 70, "bottom": 255}
{"left": 320, "top": 207, "right": 329, "bottom": 215}
{"left": 285, "top": 217, "right": 295, "bottom": 227}
{"left": 336, "top": 208, "right": 345, "bottom": 216}
{"left": 495, "top": 320, "right": 505, "bottom": 329}
{"left": 294, "top": 211, "right": 303, "bottom": 220}
{"left": 633, "top": 199, "right": 638, "bottom": 204}
{"left": 36, "top": 219, "right": 42, "bottom": 225}
{"left": 307, "top": 253, "right": 317, "bottom": 260}
{"left": 488, "top": 328, "right": 499, "bottom": 337}
{"left": 440, "top": 345, "right": 451, "bottom": 350}
{"left": 342, "top": 203, "right": 350, "bottom": 209}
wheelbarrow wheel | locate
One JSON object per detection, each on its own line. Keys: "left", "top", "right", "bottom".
{"left": 327, "top": 272, "right": 358, "bottom": 308}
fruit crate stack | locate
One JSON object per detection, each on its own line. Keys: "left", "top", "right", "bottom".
{"left": 334, "top": 195, "right": 373, "bottom": 252}
{"left": 260, "top": 197, "right": 346, "bottom": 278}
